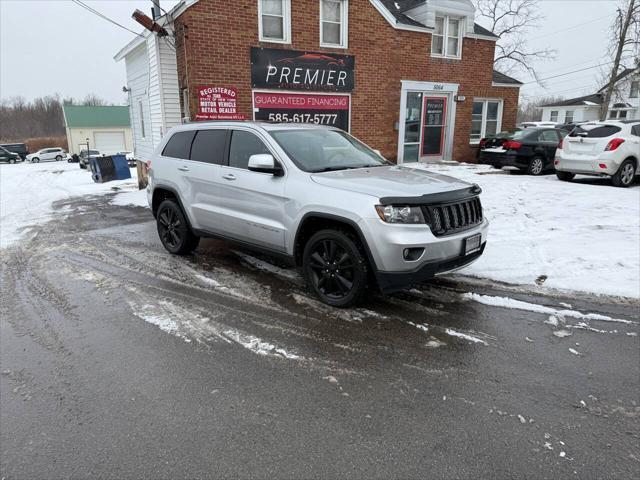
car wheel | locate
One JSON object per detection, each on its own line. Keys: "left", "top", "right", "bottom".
{"left": 611, "top": 159, "right": 636, "bottom": 188}
{"left": 556, "top": 171, "right": 575, "bottom": 181}
{"left": 527, "top": 157, "right": 545, "bottom": 175}
{"left": 302, "top": 229, "right": 368, "bottom": 308}
{"left": 55, "top": 155, "right": 62, "bottom": 161}
{"left": 32, "top": 157, "right": 40, "bottom": 163}
{"left": 156, "top": 199, "right": 200, "bottom": 255}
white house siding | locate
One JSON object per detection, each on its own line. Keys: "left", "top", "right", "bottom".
{"left": 609, "top": 70, "right": 640, "bottom": 120}
{"left": 125, "top": 42, "right": 154, "bottom": 162}
{"left": 541, "top": 106, "right": 599, "bottom": 123}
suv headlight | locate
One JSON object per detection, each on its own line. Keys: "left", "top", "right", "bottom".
{"left": 375, "top": 205, "right": 425, "bottom": 224}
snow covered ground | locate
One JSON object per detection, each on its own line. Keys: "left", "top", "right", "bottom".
{"left": 407, "top": 162, "right": 640, "bottom": 299}
{"left": 0, "top": 161, "right": 147, "bottom": 248}
{"left": 1, "top": 160, "right": 638, "bottom": 299}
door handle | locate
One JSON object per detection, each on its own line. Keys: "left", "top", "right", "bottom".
{"left": 177, "top": 166, "right": 190, "bottom": 172}
{"left": 222, "top": 173, "right": 236, "bottom": 181}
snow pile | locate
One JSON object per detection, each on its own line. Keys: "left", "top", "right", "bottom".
{"left": 406, "top": 163, "right": 640, "bottom": 299}
{"left": 0, "top": 162, "right": 144, "bottom": 248}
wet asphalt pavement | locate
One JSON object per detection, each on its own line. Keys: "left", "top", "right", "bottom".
{"left": 1, "top": 194, "right": 639, "bottom": 479}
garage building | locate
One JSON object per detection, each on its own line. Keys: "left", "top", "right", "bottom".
{"left": 62, "top": 105, "right": 133, "bottom": 155}
{"left": 115, "top": 0, "right": 522, "bottom": 163}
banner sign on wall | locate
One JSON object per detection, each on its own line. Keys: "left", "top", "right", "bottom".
{"left": 195, "top": 86, "right": 246, "bottom": 120}
{"left": 253, "top": 92, "right": 350, "bottom": 131}
{"left": 251, "top": 47, "right": 355, "bottom": 92}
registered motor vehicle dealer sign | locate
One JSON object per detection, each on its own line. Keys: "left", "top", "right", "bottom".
{"left": 195, "top": 86, "right": 246, "bottom": 121}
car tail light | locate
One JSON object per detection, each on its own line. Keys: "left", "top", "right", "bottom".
{"left": 146, "top": 160, "right": 152, "bottom": 170}
{"left": 599, "top": 163, "right": 607, "bottom": 169}
{"left": 604, "top": 138, "right": 625, "bottom": 151}
{"left": 479, "top": 138, "right": 487, "bottom": 149}
{"left": 503, "top": 140, "right": 522, "bottom": 150}
{"left": 557, "top": 138, "right": 563, "bottom": 149}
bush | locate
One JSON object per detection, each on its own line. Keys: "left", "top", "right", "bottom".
{"left": 23, "top": 136, "right": 68, "bottom": 153}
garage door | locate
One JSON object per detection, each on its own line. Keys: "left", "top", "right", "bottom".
{"left": 94, "top": 131, "right": 126, "bottom": 154}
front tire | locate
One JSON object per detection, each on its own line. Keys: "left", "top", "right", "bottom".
{"left": 527, "top": 156, "right": 545, "bottom": 175}
{"left": 9, "top": 158, "right": 15, "bottom": 164}
{"left": 556, "top": 171, "right": 575, "bottom": 181}
{"left": 156, "top": 199, "right": 199, "bottom": 255}
{"left": 611, "top": 159, "right": 636, "bottom": 188}
{"left": 55, "top": 155, "right": 62, "bottom": 161}
{"left": 302, "top": 229, "right": 368, "bottom": 308}
{"left": 32, "top": 157, "right": 40, "bottom": 163}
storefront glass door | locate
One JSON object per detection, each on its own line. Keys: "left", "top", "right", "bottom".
{"left": 401, "top": 91, "right": 450, "bottom": 162}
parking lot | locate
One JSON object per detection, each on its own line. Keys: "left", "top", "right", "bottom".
{"left": 1, "top": 162, "right": 638, "bottom": 478}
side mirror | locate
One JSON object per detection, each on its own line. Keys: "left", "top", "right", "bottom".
{"left": 248, "top": 154, "right": 283, "bottom": 176}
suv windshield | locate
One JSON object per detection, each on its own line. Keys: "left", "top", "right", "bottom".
{"left": 270, "top": 129, "right": 390, "bottom": 173}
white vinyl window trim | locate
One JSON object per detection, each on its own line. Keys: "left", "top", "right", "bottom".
{"left": 431, "top": 15, "right": 462, "bottom": 59}
{"left": 320, "top": 0, "right": 348, "bottom": 48}
{"left": 629, "top": 80, "right": 639, "bottom": 98}
{"left": 565, "top": 110, "right": 574, "bottom": 123}
{"left": 258, "top": 0, "right": 291, "bottom": 44}
{"left": 470, "top": 99, "right": 503, "bottom": 144}
{"left": 549, "top": 110, "right": 559, "bottom": 122}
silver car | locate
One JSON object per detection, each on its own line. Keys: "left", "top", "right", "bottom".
{"left": 148, "top": 122, "right": 489, "bottom": 307}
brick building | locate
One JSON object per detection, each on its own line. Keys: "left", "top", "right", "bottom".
{"left": 115, "top": 0, "right": 522, "bottom": 163}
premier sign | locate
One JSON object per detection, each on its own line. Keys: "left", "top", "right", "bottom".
{"left": 251, "top": 47, "right": 355, "bottom": 92}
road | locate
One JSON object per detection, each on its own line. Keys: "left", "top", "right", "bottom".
{"left": 1, "top": 193, "right": 638, "bottom": 479}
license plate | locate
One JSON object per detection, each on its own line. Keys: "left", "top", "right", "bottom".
{"left": 464, "top": 233, "right": 482, "bottom": 255}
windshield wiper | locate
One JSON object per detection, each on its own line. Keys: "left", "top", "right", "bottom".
{"left": 312, "top": 164, "right": 386, "bottom": 173}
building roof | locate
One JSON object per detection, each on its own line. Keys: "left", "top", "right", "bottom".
{"left": 540, "top": 93, "right": 603, "bottom": 108}
{"left": 378, "top": 0, "right": 499, "bottom": 38}
{"left": 597, "top": 67, "right": 638, "bottom": 92}
{"left": 63, "top": 105, "right": 130, "bottom": 128}
{"left": 492, "top": 70, "right": 523, "bottom": 85}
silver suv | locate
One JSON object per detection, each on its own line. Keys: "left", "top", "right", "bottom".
{"left": 148, "top": 122, "right": 488, "bottom": 307}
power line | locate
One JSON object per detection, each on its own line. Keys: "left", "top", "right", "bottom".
{"left": 526, "top": 13, "right": 615, "bottom": 42}
{"left": 71, "top": 0, "right": 144, "bottom": 38}
{"left": 522, "top": 62, "right": 615, "bottom": 85}
{"left": 522, "top": 84, "right": 600, "bottom": 100}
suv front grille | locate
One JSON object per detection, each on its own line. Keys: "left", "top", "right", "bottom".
{"left": 423, "top": 196, "right": 483, "bottom": 237}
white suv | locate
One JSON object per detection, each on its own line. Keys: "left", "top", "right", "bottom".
{"left": 555, "top": 120, "right": 640, "bottom": 187}
{"left": 147, "top": 122, "right": 488, "bottom": 307}
{"left": 26, "top": 147, "right": 66, "bottom": 163}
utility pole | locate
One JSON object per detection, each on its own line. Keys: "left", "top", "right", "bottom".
{"left": 600, "top": 0, "right": 638, "bottom": 121}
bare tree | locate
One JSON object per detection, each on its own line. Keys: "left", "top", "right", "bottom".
{"left": 600, "top": 0, "right": 640, "bottom": 120}
{"left": 82, "top": 93, "right": 110, "bottom": 106}
{"left": 517, "top": 95, "right": 565, "bottom": 123}
{"left": 473, "top": 0, "right": 555, "bottom": 82}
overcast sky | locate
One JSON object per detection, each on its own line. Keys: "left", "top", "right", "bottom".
{"left": 0, "top": 0, "right": 627, "bottom": 105}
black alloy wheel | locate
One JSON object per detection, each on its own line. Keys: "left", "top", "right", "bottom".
{"left": 303, "top": 229, "right": 368, "bottom": 307}
{"left": 156, "top": 199, "right": 199, "bottom": 255}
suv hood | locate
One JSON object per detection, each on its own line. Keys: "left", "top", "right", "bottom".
{"left": 310, "top": 165, "right": 474, "bottom": 200}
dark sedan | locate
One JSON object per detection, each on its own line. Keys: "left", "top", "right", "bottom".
{"left": 478, "top": 128, "right": 567, "bottom": 175}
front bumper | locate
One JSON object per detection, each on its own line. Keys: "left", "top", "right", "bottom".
{"left": 376, "top": 243, "right": 486, "bottom": 293}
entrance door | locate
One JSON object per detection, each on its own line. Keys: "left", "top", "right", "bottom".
{"left": 421, "top": 96, "right": 447, "bottom": 160}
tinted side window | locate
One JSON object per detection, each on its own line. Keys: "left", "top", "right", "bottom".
{"left": 162, "top": 131, "right": 196, "bottom": 159}
{"left": 538, "top": 130, "right": 559, "bottom": 142}
{"left": 228, "top": 130, "right": 270, "bottom": 170}
{"left": 586, "top": 125, "right": 622, "bottom": 138}
{"left": 631, "top": 124, "right": 640, "bottom": 137}
{"left": 190, "top": 129, "right": 227, "bottom": 164}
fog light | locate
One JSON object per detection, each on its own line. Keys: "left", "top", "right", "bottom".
{"left": 403, "top": 247, "right": 424, "bottom": 261}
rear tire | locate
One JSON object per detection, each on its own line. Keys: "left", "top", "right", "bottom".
{"left": 9, "top": 158, "right": 15, "bottom": 164}
{"left": 32, "top": 157, "right": 40, "bottom": 163}
{"left": 527, "top": 156, "right": 545, "bottom": 176}
{"left": 556, "top": 171, "right": 575, "bottom": 181}
{"left": 156, "top": 199, "right": 200, "bottom": 255}
{"left": 55, "top": 155, "right": 62, "bottom": 161}
{"left": 302, "top": 229, "right": 368, "bottom": 308}
{"left": 611, "top": 159, "right": 636, "bottom": 188}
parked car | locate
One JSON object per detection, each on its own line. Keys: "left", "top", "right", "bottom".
{"left": 26, "top": 147, "right": 66, "bottom": 163}
{"left": 116, "top": 151, "right": 136, "bottom": 167}
{"left": 478, "top": 127, "right": 566, "bottom": 175}
{"left": 555, "top": 122, "right": 585, "bottom": 133}
{"left": 0, "top": 146, "right": 22, "bottom": 164}
{"left": 68, "top": 153, "right": 80, "bottom": 163}
{"left": 520, "top": 121, "right": 558, "bottom": 129}
{"left": 0, "top": 142, "right": 29, "bottom": 160}
{"left": 78, "top": 149, "right": 101, "bottom": 169}
{"left": 148, "top": 122, "right": 488, "bottom": 307}
{"left": 555, "top": 120, "right": 640, "bottom": 187}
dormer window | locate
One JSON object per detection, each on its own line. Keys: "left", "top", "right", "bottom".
{"left": 432, "top": 15, "right": 461, "bottom": 59}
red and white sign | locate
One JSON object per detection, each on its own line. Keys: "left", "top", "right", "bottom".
{"left": 195, "top": 86, "right": 246, "bottom": 120}
{"left": 254, "top": 92, "right": 350, "bottom": 111}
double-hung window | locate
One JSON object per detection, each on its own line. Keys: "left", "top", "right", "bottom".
{"left": 549, "top": 110, "right": 558, "bottom": 122}
{"left": 471, "top": 99, "right": 502, "bottom": 142}
{"left": 565, "top": 110, "right": 574, "bottom": 123}
{"left": 432, "top": 15, "right": 461, "bottom": 58}
{"left": 258, "top": 0, "right": 291, "bottom": 43}
{"left": 320, "top": 0, "right": 348, "bottom": 48}
{"left": 629, "top": 80, "right": 639, "bottom": 98}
